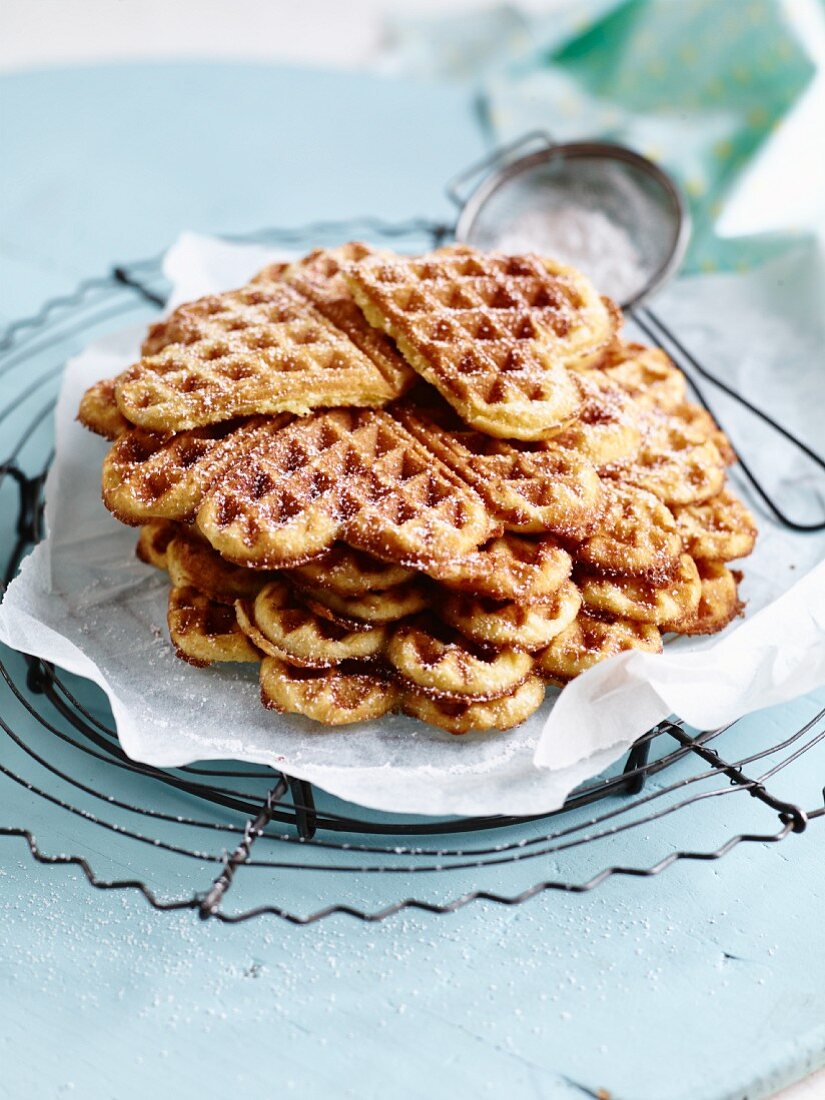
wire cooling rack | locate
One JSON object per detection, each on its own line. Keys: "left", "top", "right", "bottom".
{"left": 1, "top": 218, "right": 824, "bottom": 925}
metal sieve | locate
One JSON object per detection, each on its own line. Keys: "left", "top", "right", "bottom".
{"left": 445, "top": 131, "right": 824, "bottom": 532}
{"left": 449, "top": 131, "right": 690, "bottom": 310}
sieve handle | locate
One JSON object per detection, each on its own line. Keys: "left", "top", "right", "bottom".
{"left": 445, "top": 130, "right": 555, "bottom": 210}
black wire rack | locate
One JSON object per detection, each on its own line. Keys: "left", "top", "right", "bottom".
{"left": 1, "top": 217, "right": 824, "bottom": 926}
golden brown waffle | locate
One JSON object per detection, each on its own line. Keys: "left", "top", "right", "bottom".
{"left": 346, "top": 246, "right": 618, "bottom": 440}
{"left": 672, "top": 561, "right": 742, "bottom": 635}
{"left": 166, "top": 529, "right": 273, "bottom": 604}
{"left": 102, "top": 416, "right": 289, "bottom": 525}
{"left": 260, "top": 657, "right": 399, "bottom": 725}
{"left": 598, "top": 342, "right": 687, "bottom": 412}
{"left": 298, "top": 580, "right": 430, "bottom": 628}
{"left": 167, "top": 585, "right": 260, "bottom": 666}
{"left": 606, "top": 409, "right": 726, "bottom": 507}
{"left": 578, "top": 553, "right": 701, "bottom": 628}
{"left": 259, "top": 653, "right": 545, "bottom": 732}
{"left": 195, "top": 408, "right": 496, "bottom": 570}
{"left": 537, "top": 611, "right": 663, "bottom": 681}
{"left": 236, "top": 582, "right": 388, "bottom": 668}
{"left": 402, "top": 676, "right": 546, "bottom": 735}
{"left": 285, "top": 544, "right": 415, "bottom": 596}
{"left": 78, "top": 378, "right": 129, "bottom": 440}
{"left": 667, "top": 403, "right": 736, "bottom": 466}
{"left": 115, "top": 268, "right": 414, "bottom": 431}
{"left": 431, "top": 534, "right": 572, "bottom": 602}
{"left": 441, "top": 580, "right": 582, "bottom": 652}
{"left": 386, "top": 615, "right": 534, "bottom": 701}
{"left": 396, "top": 401, "right": 604, "bottom": 539}
{"left": 88, "top": 241, "right": 761, "bottom": 736}
{"left": 574, "top": 483, "right": 682, "bottom": 582}
{"left": 276, "top": 244, "right": 413, "bottom": 387}
{"left": 672, "top": 488, "right": 757, "bottom": 561}
{"left": 550, "top": 370, "right": 643, "bottom": 468}
{"left": 136, "top": 520, "right": 180, "bottom": 570}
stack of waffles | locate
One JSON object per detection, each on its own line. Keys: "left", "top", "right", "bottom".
{"left": 78, "top": 243, "right": 757, "bottom": 734}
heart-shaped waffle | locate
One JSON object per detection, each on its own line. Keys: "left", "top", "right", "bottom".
{"left": 195, "top": 408, "right": 497, "bottom": 570}
{"left": 103, "top": 416, "right": 288, "bottom": 525}
{"left": 285, "top": 544, "right": 416, "bottom": 596}
{"left": 430, "top": 533, "right": 572, "bottom": 602}
{"left": 441, "top": 579, "right": 582, "bottom": 651}
{"left": 402, "top": 676, "right": 545, "bottom": 735}
{"left": 298, "top": 579, "right": 430, "bottom": 628}
{"left": 386, "top": 615, "right": 534, "bottom": 701}
{"left": 575, "top": 483, "right": 682, "bottom": 582}
{"left": 260, "top": 657, "right": 399, "bottom": 725}
{"left": 537, "top": 611, "right": 663, "bottom": 681}
{"left": 550, "top": 370, "right": 643, "bottom": 468}
{"left": 346, "top": 246, "right": 618, "bottom": 439}
{"left": 236, "top": 582, "right": 388, "bottom": 667}
{"left": 274, "top": 243, "right": 409, "bottom": 384}
{"left": 166, "top": 529, "right": 274, "bottom": 604}
{"left": 672, "top": 560, "right": 742, "bottom": 635}
{"left": 672, "top": 488, "right": 757, "bottom": 561}
{"left": 396, "top": 400, "right": 604, "bottom": 538}
{"left": 666, "top": 403, "right": 736, "bottom": 465}
{"left": 114, "top": 259, "right": 414, "bottom": 431}
{"left": 577, "top": 553, "right": 701, "bottom": 627}
{"left": 77, "top": 378, "right": 129, "bottom": 440}
{"left": 598, "top": 341, "right": 687, "bottom": 412}
{"left": 433, "top": 532, "right": 576, "bottom": 602}
{"left": 606, "top": 409, "right": 726, "bottom": 507}
{"left": 167, "top": 585, "right": 260, "bottom": 667}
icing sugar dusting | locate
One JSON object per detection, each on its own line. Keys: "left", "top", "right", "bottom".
{"left": 496, "top": 206, "right": 648, "bottom": 303}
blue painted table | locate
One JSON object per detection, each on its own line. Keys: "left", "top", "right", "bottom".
{"left": 1, "top": 63, "right": 824, "bottom": 1100}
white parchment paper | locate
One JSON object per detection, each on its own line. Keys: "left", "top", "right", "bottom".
{"left": 1, "top": 233, "right": 824, "bottom": 816}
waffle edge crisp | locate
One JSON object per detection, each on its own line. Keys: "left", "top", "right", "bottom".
{"left": 79, "top": 242, "right": 756, "bottom": 735}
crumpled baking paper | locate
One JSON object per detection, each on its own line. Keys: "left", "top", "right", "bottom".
{"left": 0, "top": 233, "right": 823, "bottom": 816}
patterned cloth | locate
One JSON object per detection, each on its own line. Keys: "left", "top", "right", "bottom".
{"left": 384, "top": 0, "right": 817, "bottom": 272}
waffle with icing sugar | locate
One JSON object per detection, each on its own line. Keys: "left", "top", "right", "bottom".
{"left": 103, "top": 416, "right": 289, "bottom": 525}
{"left": 195, "top": 407, "right": 497, "bottom": 570}
{"left": 285, "top": 544, "right": 415, "bottom": 596}
{"left": 597, "top": 341, "right": 688, "bottom": 412}
{"left": 77, "top": 378, "right": 129, "bottom": 440}
{"left": 574, "top": 482, "right": 683, "bottom": 582}
{"left": 400, "top": 675, "right": 546, "bottom": 735}
{"left": 549, "top": 369, "right": 643, "bottom": 468}
{"left": 236, "top": 582, "right": 389, "bottom": 668}
{"left": 385, "top": 615, "right": 534, "bottom": 702}
{"left": 577, "top": 552, "right": 702, "bottom": 628}
{"left": 679, "top": 561, "right": 743, "bottom": 636}
{"left": 605, "top": 406, "right": 726, "bottom": 507}
{"left": 395, "top": 397, "right": 604, "bottom": 539}
{"left": 166, "top": 527, "right": 274, "bottom": 604}
{"left": 94, "top": 244, "right": 412, "bottom": 434}
{"left": 260, "top": 656, "right": 400, "bottom": 725}
{"left": 116, "top": 283, "right": 413, "bottom": 432}
{"left": 167, "top": 585, "right": 260, "bottom": 667}
{"left": 259, "top": 656, "right": 546, "bottom": 734}
{"left": 345, "top": 245, "right": 619, "bottom": 440}
{"left": 672, "top": 488, "right": 757, "bottom": 562}
{"left": 441, "top": 580, "right": 582, "bottom": 652}
{"left": 297, "top": 579, "right": 430, "bottom": 627}
{"left": 81, "top": 240, "right": 759, "bottom": 737}
{"left": 429, "top": 533, "right": 573, "bottom": 602}
{"left": 537, "top": 611, "right": 663, "bottom": 682}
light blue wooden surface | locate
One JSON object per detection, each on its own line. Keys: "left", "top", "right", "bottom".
{"left": 1, "top": 62, "right": 824, "bottom": 1100}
